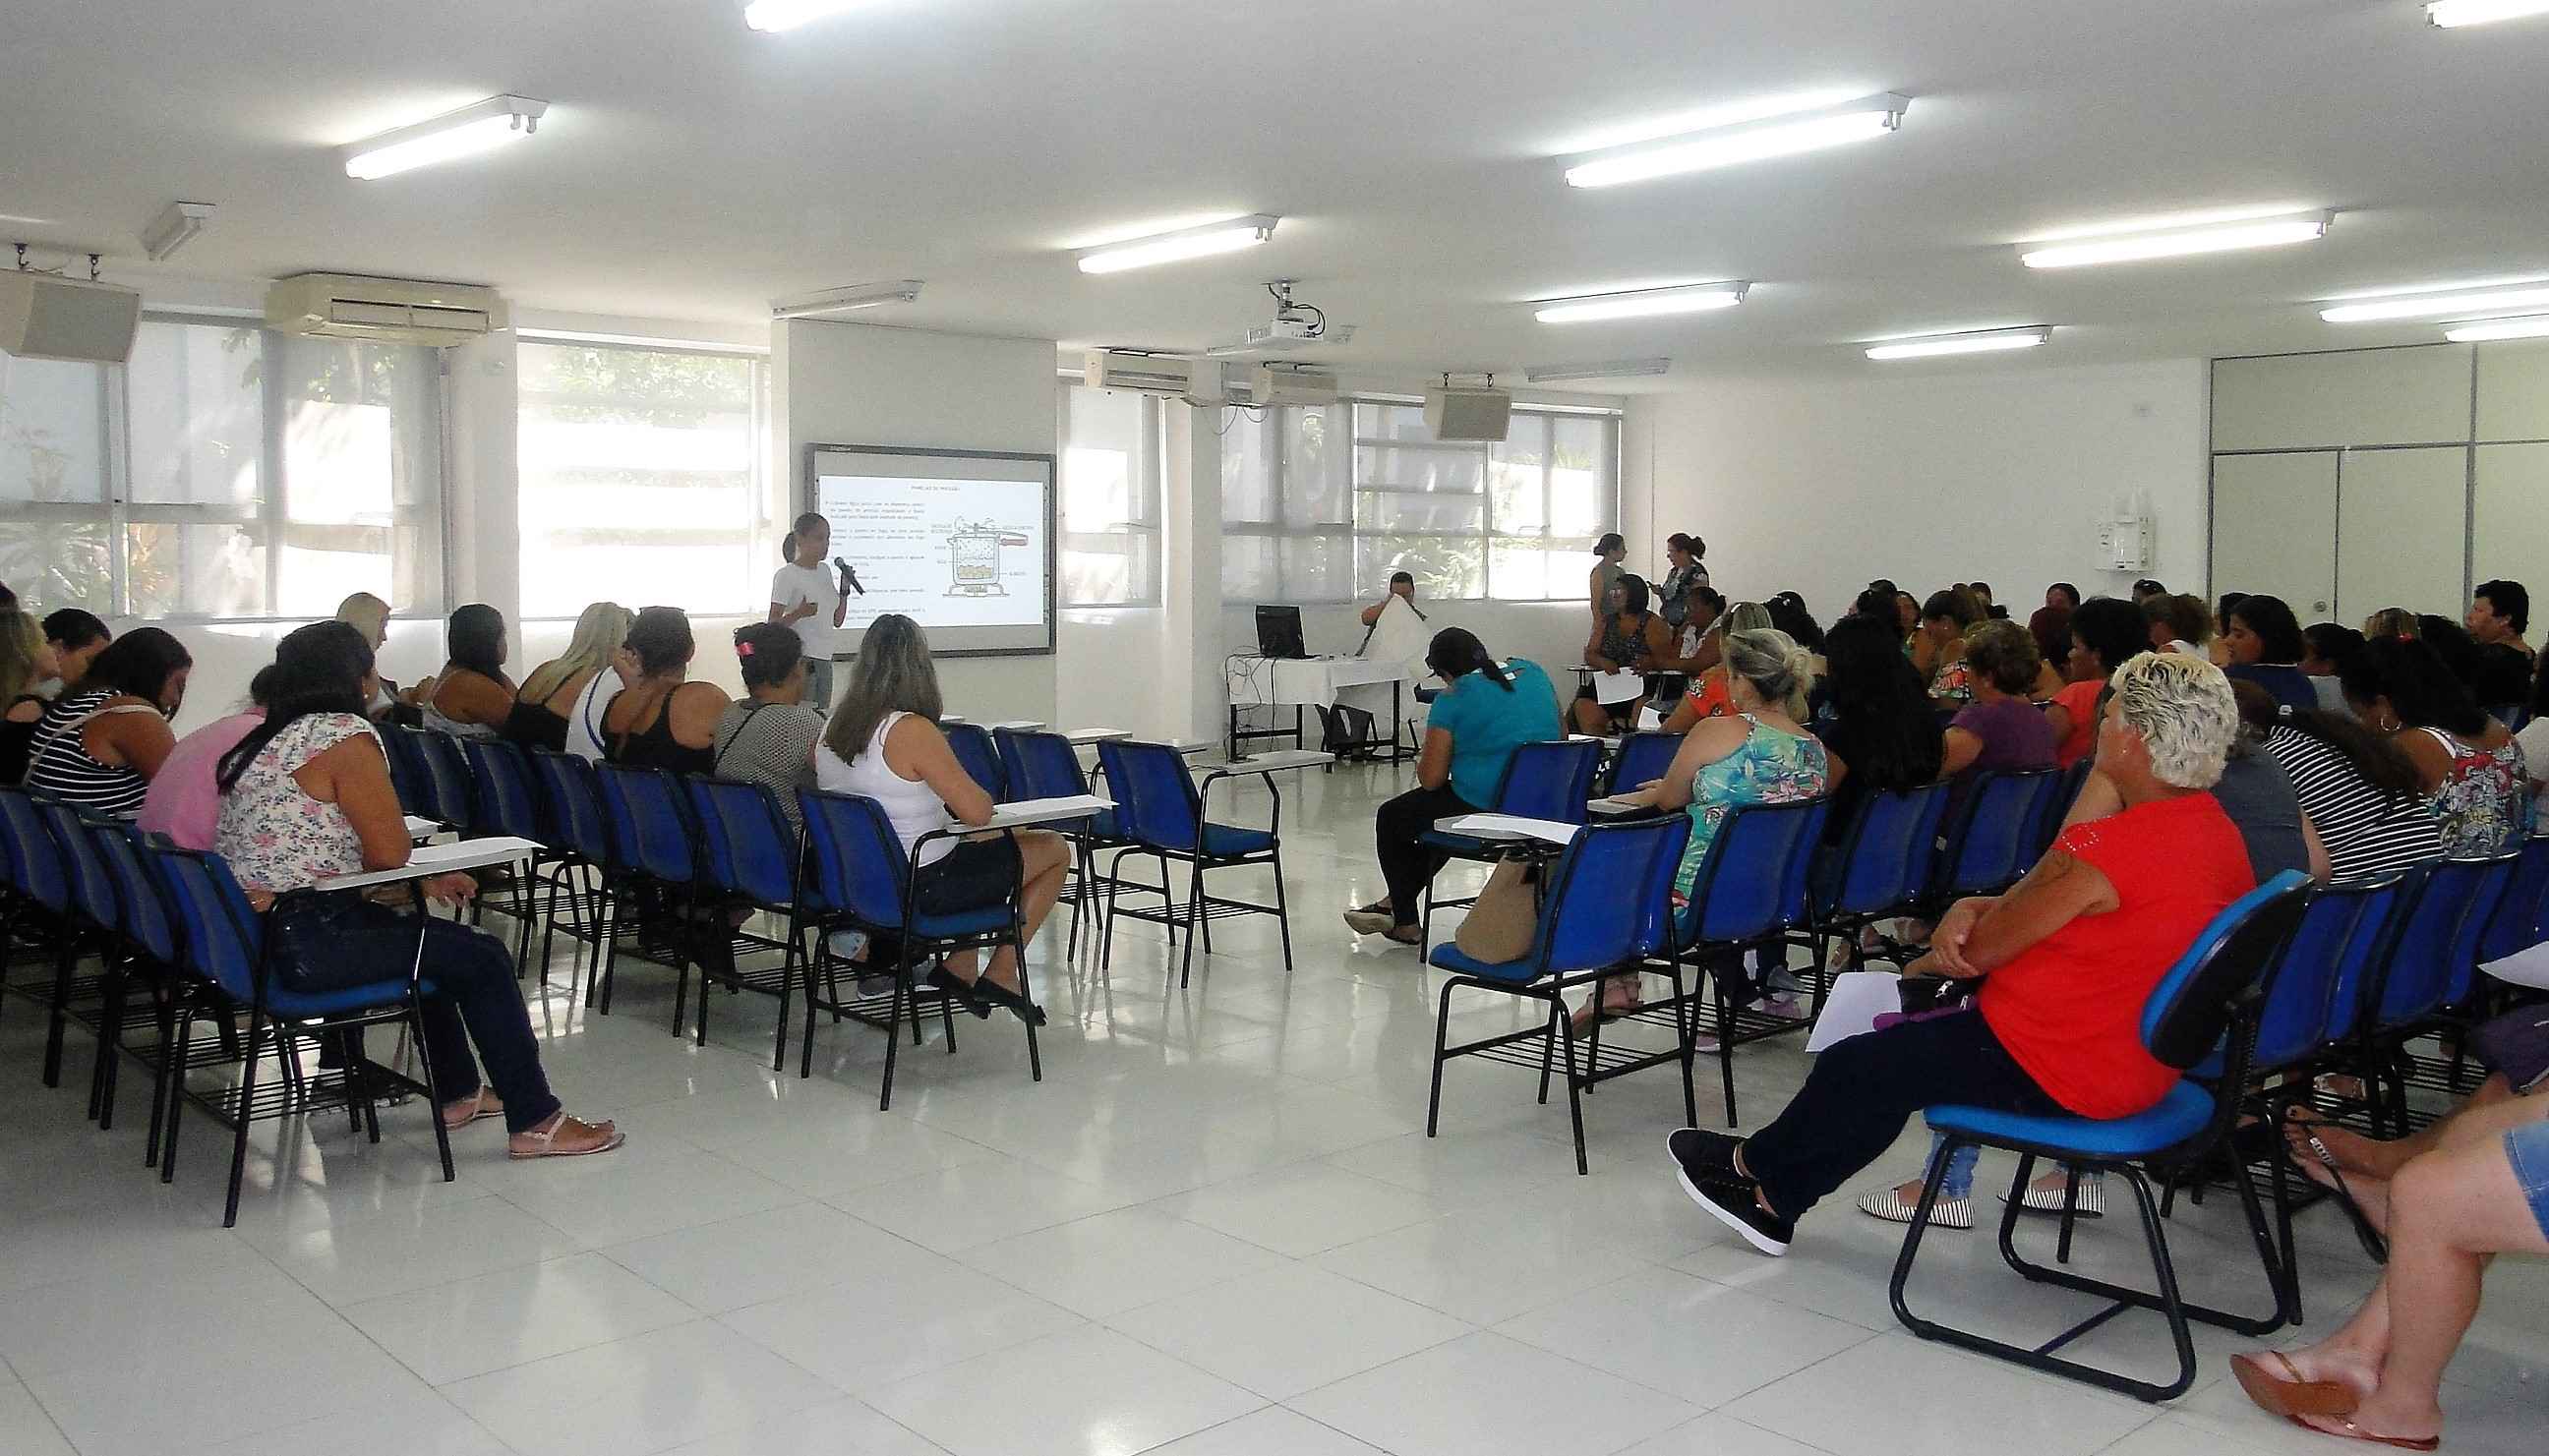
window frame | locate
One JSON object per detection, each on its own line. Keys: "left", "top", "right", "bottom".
{"left": 1056, "top": 381, "right": 1165, "bottom": 608}
{"left": 0, "top": 311, "right": 452, "bottom": 623}
{"left": 1220, "top": 397, "right": 1621, "bottom": 604}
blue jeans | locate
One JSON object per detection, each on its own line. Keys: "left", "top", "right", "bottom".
{"left": 272, "top": 895, "right": 562, "bottom": 1136}
{"left": 2509, "top": 1118, "right": 2549, "bottom": 1242}
{"left": 1928, "top": 1135, "right": 1979, "bottom": 1199}
{"left": 803, "top": 657, "right": 835, "bottom": 713}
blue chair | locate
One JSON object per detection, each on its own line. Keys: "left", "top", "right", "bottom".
{"left": 527, "top": 750, "right": 614, "bottom": 998}
{"left": 1809, "top": 782, "right": 1952, "bottom": 973}
{"left": 1425, "top": 815, "right": 1691, "bottom": 1173}
{"left": 33, "top": 797, "right": 136, "bottom": 1125}
{"left": 414, "top": 730, "right": 476, "bottom": 833}
{"left": 2033, "top": 758, "right": 2096, "bottom": 859}
{"left": 1889, "top": 872, "right": 2312, "bottom": 1402}
{"left": 2356, "top": 850, "right": 2517, "bottom": 1129}
{"left": 1097, "top": 739, "right": 1293, "bottom": 986}
{"left": 591, "top": 763, "right": 705, "bottom": 1030}
{"left": 461, "top": 738, "right": 550, "bottom": 968}
{"left": 683, "top": 776, "right": 809, "bottom": 1055}
{"left": 146, "top": 844, "right": 458, "bottom": 1227}
{"left": 1664, "top": 796, "right": 1829, "bottom": 1127}
{"left": 0, "top": 789, "right": 77, "bottom": 1074}
{"left": 1931, "top": 768, "right": 2062, "bottom": 902}
{"left": 943, "top": 722, "right": 1006, "bottom": 801}
{"left": 1602, "top": 730, "right": 1683, "bottom": 797}
{"left": 995, "top": 728, "right": 1121, "bottom": 958}
{"left": 795, "top": 787, "right": 1035, "bottom": 1108}
{"left": 2478, "top": 834, "right": 2549, "bottom": 965}
{"left": 380, "top": 726, "right": 438, "bottom": 822}
{"left": 1419, "top": 738, "right": 1603, "bottom": 953}
{"left": 84, "top": 817, "right": 208, "bottom": 1168}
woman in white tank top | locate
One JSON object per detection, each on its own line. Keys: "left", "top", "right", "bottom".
{"left": 813, "top": 615, "right": 1071, "bottom": 1022}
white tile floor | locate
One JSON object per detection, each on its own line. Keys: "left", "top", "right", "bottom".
{"left": 4, "top": 762, "right": 2546, "bottom": 1456}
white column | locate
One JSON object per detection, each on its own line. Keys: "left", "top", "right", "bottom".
{"left": 1157, "top": 401, "right": 1226, "bottom": 742}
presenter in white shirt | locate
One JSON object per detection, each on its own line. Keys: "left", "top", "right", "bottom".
{"left": 770, "top": 511, "right": 852, "bottom": 711}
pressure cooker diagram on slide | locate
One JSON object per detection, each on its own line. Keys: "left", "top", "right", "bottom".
{"left": 945, "top": 517, "right": 1032, "bottom": 597}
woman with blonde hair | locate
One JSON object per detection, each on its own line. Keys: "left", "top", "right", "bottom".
{"left": 508, "top": 602, "right": 632, "bottom": 754}
{"left": 333, "top": 592, "right": 406, "bottom": 722}
{"left": 1590, "top": 627, "right": 1829, "bottom": 1027}
{"left": 813, "top": 613, "right": 1068, "bottom": 1022}
{"left": 0, "top": 612, "right": 62, "bottom": 784}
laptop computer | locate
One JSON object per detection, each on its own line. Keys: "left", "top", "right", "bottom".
{"left": 1255, "top": 605, "right": 1307, "bottom": 659}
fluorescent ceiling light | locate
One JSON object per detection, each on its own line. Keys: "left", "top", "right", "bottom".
{"left": 1524, "top": 358, "right": 1673, "bottom": 382}
{"left": 1077, "top": 215, "right": 1277, "bottom": 274}
{"left": 2444, "top": 315, "right": 2549, "bottom": 342}
{"left": 2427, "top": 0, "right": 2549, "bottom": 26}
{"left": 142, "top": 201, "right": 213, "bottom": 262}
{"left": 2019, "top": 210, "right": 2333, "bottom": 268}
{"left": 1865, "top": 325, "right": 2051, "bottom": 361}
{"left": 2320, "top": 283, "right": 2549, "bottom": 322}
{"left": 1534, "top": 281, "right": 1749, "bottom": 323}
{"left": 743, "top": 0, "right": 876, "bottom": 30}
{"left": 771, "top": 280, "right": 923, "bottom": 319}
{"left": 1564, "top": 93, "right": 1909, "bottom": 188}
{"left": 341, "top": 95, "right": 548, "bottom": 180}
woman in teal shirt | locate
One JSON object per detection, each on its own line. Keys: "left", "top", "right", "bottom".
{"left": 1344, "top": 628, "right": 1561, "bottom": 945}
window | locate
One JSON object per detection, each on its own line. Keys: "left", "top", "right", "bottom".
{"left": 516, "top": 341, "right": 768, "bottom": 618}
{"left": 0, "top": 318, "right": 445, "bottom": 618}
{"left": 1057, "top": 384, "right": 1162, "bottom": 606}
{"left": 1218, "top": 400, "right": 1618, "bottom": 602}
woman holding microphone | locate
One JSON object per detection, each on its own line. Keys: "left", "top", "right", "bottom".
{"left": 771, "top": 511, "right": 855, "bottom": 711}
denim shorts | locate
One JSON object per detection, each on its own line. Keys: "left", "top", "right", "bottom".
{"left": 2507, "top": 1117, "right": 2549, "bottom": 1243}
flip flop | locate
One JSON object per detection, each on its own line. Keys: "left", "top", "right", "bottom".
{"left": 507, "top": 1112, "right": 624, "bottom": 1160}
{"left": 2231, "top": 1351, "right": 2361, "bottom": 1419}
{"left": 440, "top": 1089, "right": 504, "bottom": 1130}
{"left": 2286, "top": 1415, "right": 2440, "bottom": 1451}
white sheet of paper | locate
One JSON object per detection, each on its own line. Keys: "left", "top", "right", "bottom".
{"left": 1440, "top": 813, "right": 1580, "bottom": 844}
{"left": 1805, "top": 971, "right": 1904, "bottom": 1053}
{"left": 982, "top": 794, "right": 1114, "bottom": 829}
{"left": 403, "top": 815, "right": 440, "bottom": 840}
{"left": 317, "top": 836, "right": 543, "bottom": 892}
{"left": 1594, "top": 670, "right": 1643, "bottom": 705}
{"left": 2481, "top": 942, "right": 2549, "bottom": 991}
{"left": 1637, "top": 705, "right": 1665, "bottom": 730}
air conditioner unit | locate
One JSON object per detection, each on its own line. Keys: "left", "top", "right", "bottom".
{"left": 0, "top": 271, "right": 142, "bottom": 364}
{"left": 1251, "top": 364, "right": 1338, "bottom": 407}
{"left": 1082, "top": 349, "right": 1192, "bottom": 395}
{"left": 264, "top": 272, "right": 508, "bottom": 347}
{"left": 1424, "top": 385, "right": 1512, "bottom": 442}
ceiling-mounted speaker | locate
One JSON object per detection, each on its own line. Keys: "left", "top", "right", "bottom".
{"left": 1423, "top": 385, "right": 1512, "bottom": 442}
{"left": 0, "top": 271, "right": 143, "bottom": 364}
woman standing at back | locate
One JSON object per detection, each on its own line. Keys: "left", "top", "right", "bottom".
{"left": 508, "top": 602, "right": 630, "bottom": 754}
{"left": 418, "top": 604, "right": 513, "bottom": 741}
{"left": 602, "top": 607, "right": 729, "bottom": 777}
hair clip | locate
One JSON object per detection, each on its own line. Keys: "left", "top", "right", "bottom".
{"left": 737, "top": 640, "right": 755, "bottom": 657}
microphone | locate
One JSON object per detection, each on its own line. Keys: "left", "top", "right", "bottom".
{"left": 833, "top": 556, "right": 864, "bottom": 596}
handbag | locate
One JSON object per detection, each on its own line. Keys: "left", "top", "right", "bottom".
{"left": 1454, "top": 856, "right": 1542, "bottom": 961}
{"left": 2470, "top": 1004, "right": 2549, "bottom": 1094}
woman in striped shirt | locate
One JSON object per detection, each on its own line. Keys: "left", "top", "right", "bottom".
{"left": 2264, "top": 708, "right": 2444, "bottom": 882}
{"left": 24, "top": 627, "right": 193, "bottom": 817}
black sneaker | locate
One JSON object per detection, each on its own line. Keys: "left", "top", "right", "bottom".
{"left": 1667, "top": 1127, "right": 1739, "bottom": 1179}
{"left": 1669, "top": 1154, "right": 1794, "bottom": 1256}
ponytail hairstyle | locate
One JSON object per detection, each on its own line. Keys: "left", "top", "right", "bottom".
{"left": 217, "top": 621, "right": 372, "bottom": 793}
{"left": 733, "top": 621, "right": 807, "bottom": 694}
{"left": 1425, "top": 627, "right": 1512, "bottom": 692}
{"left": 1723, "top": 627, "right": 1813, "bottom": 722}
{"left": 784, "top": 510, "right": 828, "bottom": 563}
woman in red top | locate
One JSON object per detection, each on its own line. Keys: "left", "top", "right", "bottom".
{"left": 1665, "top": 652, "right": 2256, "bottom": 1255}
{"left": 2044, "top": 596, "right": 2150, "bottom": 769}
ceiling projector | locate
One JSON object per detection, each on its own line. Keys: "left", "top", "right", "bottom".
{"left": 1207, "top": 280, "right": 1356, "bottom": 357}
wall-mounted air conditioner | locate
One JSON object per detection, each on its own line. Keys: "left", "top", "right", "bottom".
{"left": 1251, "top": 364, "right": 1338, "bottom": 407}
{"left": 264, "top": 272, "right": 509, "bottom": 347}
{"left": 1082, "top": 349, "right": 1193, "bottom": 395}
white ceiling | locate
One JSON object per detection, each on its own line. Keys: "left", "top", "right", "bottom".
{"left": 8, "top": 0, "right": 2549, "bottom": 387}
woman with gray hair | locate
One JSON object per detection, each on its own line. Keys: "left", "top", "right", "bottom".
{"left": 1667, "top": 652, "right": 2260, "bottom": 1256}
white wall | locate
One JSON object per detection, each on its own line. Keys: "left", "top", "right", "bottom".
{"left": 1625, "top": 359, "right": 2210, "bottom": 619}
{"left": 780, "top": 320, "right": 1060, "bottom": 725}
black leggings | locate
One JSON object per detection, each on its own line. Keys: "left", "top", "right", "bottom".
{"left": 1374, "top": 784, "right": 1478, "bottom": 927}
{"left": 1739, "top": 1005, "right": 2060, "bottom": 1219}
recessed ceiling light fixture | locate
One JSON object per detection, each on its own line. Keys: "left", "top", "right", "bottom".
{"left": 1077, "top": 215, "right": 1278, "bottom": 275}
{"left": 743, "top": 0, "right": 876, "bottom": 30}
{"left": 142, "top": 202, "right": 214, "bottom": 262}
{"left": 2426, "top": 0, "right": 2549, "bottom": 27}
{"left": 2320, "top": 282, "right": 2549, "bottom": 322}
{"left": 2019, "top": 209, "right": 2333, "bottom": 268}
{"left": 341, "top": 95, "right": 548, "bottom": 180}
{"left": 771, "top": 280, "right": 924, "bottom": 320}
{"left": 1533, "top": 281, "right": 1749, "bottom": 323}
{"left": 1564, "top": 93, "right": 1910, "bottom": 189}
{"left": 1522, "top": 358, "right": 1673, "bottom": 382}
{"left": 1864, "top": 325, "right": 2051, "bottom": 361}
{"left": 2444, "top": 314, "right": 2549, "bottom": 342}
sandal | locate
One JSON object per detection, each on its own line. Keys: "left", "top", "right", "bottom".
{"left": 2230, "top": 1351, "right": 2360, "bottom": 1420}
{"left": 1570, "top": 982, "right": 1643, "bottom": 1032}
{"left": 440, "top": 1087, "right": 504, "bottom": 1130}
{"left": 507, "top": 1112, "right": 624, "bottom": 1160}
{"left": 1381, "top": 925, "right": 1423, "bottom": 947}
{"left": 2289, "top": 1416, "right": 2439, "bottom": 1451}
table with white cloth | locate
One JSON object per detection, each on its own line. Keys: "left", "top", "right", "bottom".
{"left": 1224, "top": 655, "right": 1416, "bottom": 765}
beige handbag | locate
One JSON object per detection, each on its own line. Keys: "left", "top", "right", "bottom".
{"left": 1454, "top": 856, "right": 1543, "bottom": 961}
